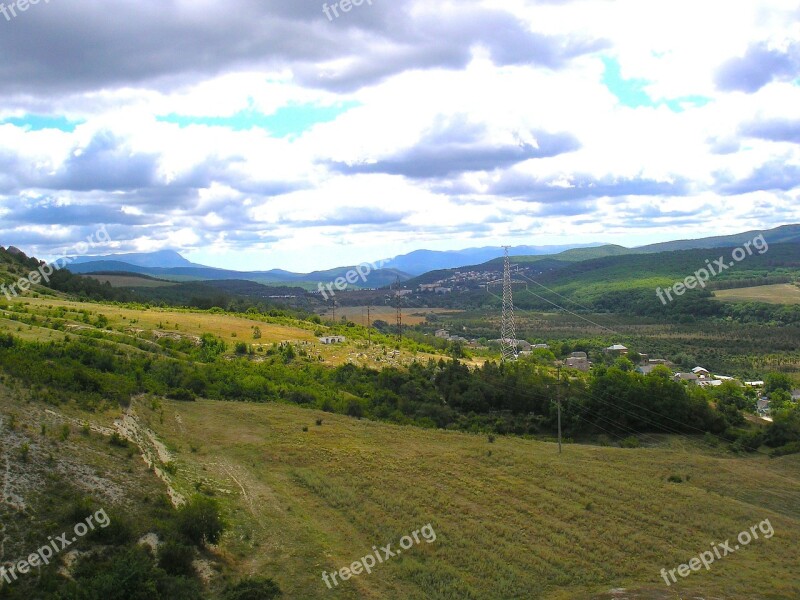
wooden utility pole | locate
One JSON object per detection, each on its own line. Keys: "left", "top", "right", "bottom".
{"left": 367, "top": 305, "right": 371, "bottom": 347}
{"left": 556, "top": 364, "right": 562, "bottom": 454}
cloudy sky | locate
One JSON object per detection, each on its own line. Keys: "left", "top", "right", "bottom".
{"left": 1, "top": 0, "right": 798, "bottom": 271}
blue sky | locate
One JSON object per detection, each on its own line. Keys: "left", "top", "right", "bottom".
{"left": 0, "top": 0, "right": 798, "bottom": 271}
{"left": 157, "top": 102, "right": 360, "bottom": 138}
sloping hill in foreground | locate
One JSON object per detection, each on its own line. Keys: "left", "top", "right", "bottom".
{"left": 114, "top": 396, "right": 799, "bottom": 599}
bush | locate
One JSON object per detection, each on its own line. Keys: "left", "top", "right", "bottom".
{"left": 166, "top": 388, "right": 196, "bottom": 402}
{"left": 110, "top": 432, "right": 129, "bottom": 447}
{"left": 667, "top": 474, "right": 683, "bottom": 483}
{"left": 176, "top": 496, "right": 226, "bottom": 547}
{"left": 223, "top": 577, "right": 282, "bottom": 600}
{"left": 620, "top": 436, "right": 640, "bottom": 448}
{"left": 770, "top": 441, "right": 800, "bottom": 457}
{"left": 731, "top": 430, "right": 764, "bottom": 453}
{"left": 87, "top": 513, "right": 134, "bottom": 545}
{"left": 158, "top": 540, "right": 196, "bottom": 577}
{"left": 67, "top": 545, "right": 202, "bottom": 600}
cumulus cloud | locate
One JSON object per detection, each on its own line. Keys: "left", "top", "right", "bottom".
{"left": 0, "top": 0, "right": 798, "bottom": 269}
{"left": 715, "top": 42, "right": 800, "bottom": 93}
{"left": 327, "top": 117, "right": 580, "bottom": 178}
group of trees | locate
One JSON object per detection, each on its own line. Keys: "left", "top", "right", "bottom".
{"left": 3, "top": 332, "right": 796, "bottom": 454}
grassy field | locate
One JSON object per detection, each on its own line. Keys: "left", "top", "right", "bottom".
{"left": 0, "top": 296, "right": 452, "bottom": 369}
{"left": 714, "top": 284, "right": 800, "bottom": 305}
{"left": 318, "top": 306, "right": 463, "bottom": 327}
{"left": 86, "top": 274, "right": 178, "bottom": 288}
{"left": 119, "top": 397, "right": 800, "bottom": 600}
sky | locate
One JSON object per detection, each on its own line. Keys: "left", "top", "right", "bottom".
{"left": 0, "top": 0, "right": 799, "bottom": 272}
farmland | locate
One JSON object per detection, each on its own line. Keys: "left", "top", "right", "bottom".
{"left": 714, "top": 284, "right": 800, "bottom": 305}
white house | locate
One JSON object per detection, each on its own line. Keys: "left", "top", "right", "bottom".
{"left": 604, "top": 344, "right": 629, "bottom": 355}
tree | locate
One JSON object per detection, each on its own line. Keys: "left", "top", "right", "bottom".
{"left": 765, "top": 373, "right": 793, "bottom": 395}
{"left": 770, "top": 389, "right": 793, "bottom": 411}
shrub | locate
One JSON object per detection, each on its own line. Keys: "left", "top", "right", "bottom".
{"left": 223, "top": 577, "right": 282, "bottom": 600}
{"left": 110, "top": 432, "right": 129, "bottom": 447}
{"left": 87, "top": 513, "right": 134, "bottom": 545}
{"left": 770, "top": 441, "right": 800, "bottom": 457}
{"left": 620, "top": 436, "right": 640, "bottom": 448}
{"left": 177, "top": 496, "right": 226, "bottom": 547}
{"left": 667, "top": 474, "right": 683, "bottom": 483}
{"left": 166, "top": 388, "right": 196, "bottom": 402}
{"left": 158, "top": 540, "right": 196, "bottom": 577}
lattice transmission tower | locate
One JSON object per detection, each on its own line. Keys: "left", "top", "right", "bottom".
{"left": 394, "top": 276, "right": 403, "bottom": 342}
{"left": 500, "top": 246, "right": 518, "bottom": 362}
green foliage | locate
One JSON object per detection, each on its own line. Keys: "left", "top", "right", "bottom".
{"left": 110, "top": 432, "right": 128, "bottom": 447}
{"left": 764, "top": 406, "right": 800, "bottom": 448}
{"left": 620, "top": 436, "right": 640, "bottom": 448}
{"left": 166, "top": 388, "right": 196, "bottom": 402}
{"left": 62, "top": 545, "right": 202, "bottom": 600}
{"left": 765, "top": 372, "right": 793, "bottom": 395}
{"left": 223, "top": 577, "right": 282, "bottom": 600}
{"left": 176, "top": 495, "right": 226, "bottom": 547}
{"left": 157, "top": 541, "right": 197, "bottom": 577}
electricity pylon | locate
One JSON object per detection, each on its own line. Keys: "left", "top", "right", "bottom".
{"left": 394, "top": 276, "right": 402, "bottom": 342}
{"left": 500, "top": 246, "right": 518, "bottom": 362}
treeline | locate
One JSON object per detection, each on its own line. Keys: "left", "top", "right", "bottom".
{"left": 1, "top": 333, "right": 797, "bottom": 454}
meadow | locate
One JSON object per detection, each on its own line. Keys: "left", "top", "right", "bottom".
{"left": 126, "top": 396, "right": 800, "bottom": 599}
{"left": 714, "top": 284, "right": 800, "bottom": 305}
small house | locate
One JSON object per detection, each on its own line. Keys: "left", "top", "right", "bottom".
{"left": 604, "top": 344, "right": 629, "bottom": 355}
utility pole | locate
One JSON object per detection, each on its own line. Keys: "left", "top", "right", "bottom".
{"left": 367, "top": 305, "right": 371, "bottom": 347}
{"left": 331, "top": 299, "right": 336, "bottom": 324}
{"left": 556, "top": 364, "right": 562, "bottom": 454}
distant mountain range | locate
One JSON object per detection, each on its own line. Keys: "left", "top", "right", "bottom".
{"left": 55, "top": 223, "right": 800, "bottom": 288}
{"left": 378, "top": 244, "right": 605, "bottom": 275}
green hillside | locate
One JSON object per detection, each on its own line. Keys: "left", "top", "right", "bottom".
{"left": 2, "top": 244, "right": 800, "bottom": 599}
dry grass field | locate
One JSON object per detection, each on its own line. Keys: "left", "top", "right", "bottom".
{"left": 319, "top": 306, "right": 464, "bottom": 327}
{"left": 714, "top": 284, "right": 800, "bottom": 305}
{"left": 86, "top": 274, "right": 177, "bottom": 288}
